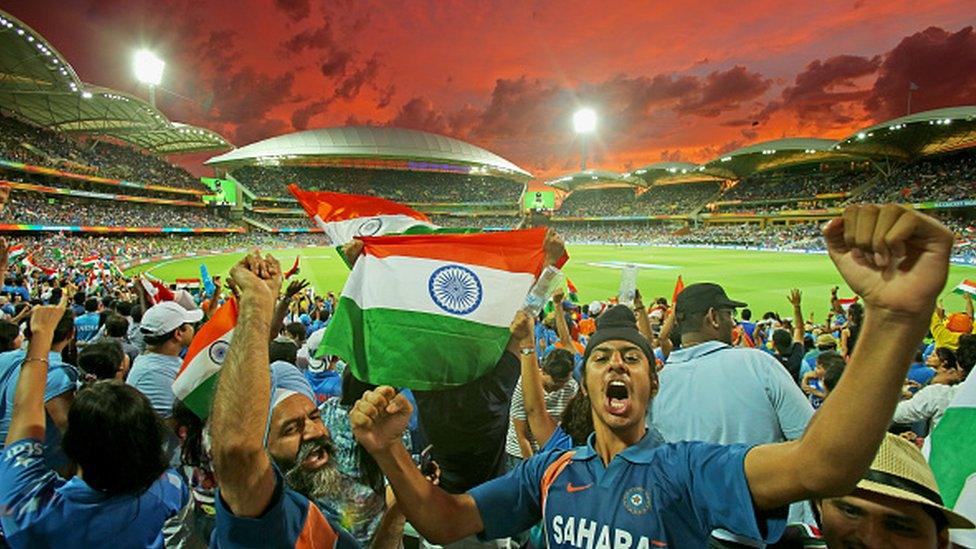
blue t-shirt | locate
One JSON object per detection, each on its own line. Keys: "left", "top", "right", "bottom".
{"left": 213, "top": 467, "right": 359, "bottom": 548}
{"left": 74, "top": 312, "right": 101, "bottom": 343}
{"left": 305, "top": 370, "right": 342, "bottom": 406}
{"left": 0, "top": 438, "right": 187, "bottom": 548}
{"left": 907, "top": 363, "right": 937, "bottom": 388}
{"left": 126, "top": 352, "right": 183, "bottom": 419}
{"left": 0, "top": 350, "right": 76, "bottom": 469}
{"left": 541, "top": 425, "right": 574, "bottom": 453}
{"left": 470, "top": 431, "right": 786, "bottom": 548}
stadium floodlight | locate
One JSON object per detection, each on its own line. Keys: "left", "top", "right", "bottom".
{"left": 572, "top": 107, "right": 597, "bottom": 170}
{"left": 133, "top": 50, "right": 165, "bottom": 107}
{"left": 573, "top": 107, "right": 597, "bottom": 134}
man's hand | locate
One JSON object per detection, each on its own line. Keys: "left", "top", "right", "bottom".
{"left": 229, "top": 251, "right": 282, "bottom": 305}
{"left": 823, "top": 205, "right": 954, "bottom": 317}
{"left": 633, "top": 289, "right": 645, "bottom": 310}
{"left": 543, "top": 229, "right": 566, "bottom": 268}
{"left": 350, "top": 386, "right": 413, "bottom": 454}
{"left": 552, "top": 289, "right": 565, "bottom": 308}
{"left": 283, "top": 278, "right": 309, "bottom": 300}
{"left": 787, "top": 289, "right": 802, "bottom": 308}
{"left": 0, "top": 237, "right": 8, "bottom": 278}
{"left": 343, "top": 240, "right": 365, "bottom": 266}
{"left": 509, "top": 310, "right": 534, "bottom": 347}
{"left": 29, "top": 297, "right": 67, "bottom": 340}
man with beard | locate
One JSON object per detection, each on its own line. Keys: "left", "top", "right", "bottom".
{"left": 210, "top": 252, "right": 404, "bottom": 548}
{"left": 348, "top": 205, "right": 957, "bottom": 547}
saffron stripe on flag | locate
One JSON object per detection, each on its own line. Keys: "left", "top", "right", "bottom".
{"left": 173, "top": 298, "right": 238, "bottom": 418}
{"left": 361, "top": 227, "right": 550, "bottom": 275}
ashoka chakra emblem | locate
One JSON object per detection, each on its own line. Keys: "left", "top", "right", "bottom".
{"left": 357, "top": 218, "right": 384, "bottom": 236}
{"left": 428, "top": 264, "right": 483, "bottom": 315}
{"left": 208, "top": 340, "right": 230, "bottom": 364}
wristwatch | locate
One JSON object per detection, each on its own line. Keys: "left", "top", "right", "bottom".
{"left": 520, "top": 347, "right": 536, "bottom": 356}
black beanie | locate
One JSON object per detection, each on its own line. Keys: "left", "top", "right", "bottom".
{"left": 582, "top": 305, "right": 655, "bottom": 366}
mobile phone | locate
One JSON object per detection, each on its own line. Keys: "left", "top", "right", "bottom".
{"left": 420, "top": 444, "right": 436, "bottom": 477}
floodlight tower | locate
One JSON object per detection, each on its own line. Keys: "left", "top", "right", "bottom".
{"left": 573, "top": 107, "right": 597, "bottom": 171}
{"left": 133, "top": 50, "right": 165, "bottom": 107}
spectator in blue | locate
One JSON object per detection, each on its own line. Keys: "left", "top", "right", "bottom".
{"left": 0, "top": 304, "right": 75, "bottom": 471}
{"left": 907, "top": 349, "right": 938, "bottom": 388}
{"left": 347, "top": 205, "right": 952, "bottom": 548}
{"left": 73, "top": 297, "right": 101, "bottom": 345}
{"left": 0, "top": 300, "right": 188, "bottom": 548}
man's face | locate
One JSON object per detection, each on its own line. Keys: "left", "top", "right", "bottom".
{"left": 713, "top": 308, "right": 736, "bottom": 344}
{"left": 177, "top": 323, "right": 196, "bottom": 347}
{"left": 268, "top": 394, "right": 348, "bottom": 501}
{"left": 819, "top": 491, "right": 947, "bottom": 549}
{"left": 584, "top": 340, "right": 657, "bottom": 433}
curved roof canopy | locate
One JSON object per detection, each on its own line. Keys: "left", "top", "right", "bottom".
{"left": 625, "top": 161, "right": 724, "bottom": 186}
{"left": 701, "top": 138, "right": 858, "bottom": 179}
{"left": 0, "top": 9, "right": 231, "bottom": 154}
{"left": 206, "top": 126, "right": 531, "bottom": 181}
{"left": 835, "top": 106, "right": 976, "bottom": 159}
{"left": 545, "top": 169, "right": 643, "bottom": 191}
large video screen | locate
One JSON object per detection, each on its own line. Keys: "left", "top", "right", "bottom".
{"left": 201, "top": 177, "right": 238, "bottom": 206}
{"left": 524, "top": 190, "right": 555, "bottom": 210}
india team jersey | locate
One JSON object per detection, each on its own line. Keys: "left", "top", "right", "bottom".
{"left": 213, "top": 467, "right": 359, "bottom": 548}
{"left": 470, "top": 431, "right": 786, "bottom": 549}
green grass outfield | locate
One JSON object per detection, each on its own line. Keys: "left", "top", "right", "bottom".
{"left": 125, "top": 245, "right": 976, "bottom": 321}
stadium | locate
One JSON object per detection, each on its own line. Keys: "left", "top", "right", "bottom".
{"left": 2, "top": 4, "right": 976, "bottom": 548}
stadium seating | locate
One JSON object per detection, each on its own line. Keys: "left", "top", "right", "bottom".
{"left": 2, "top": 191, "right": 232, "bottom": 228}
{"left": 231, "top": 166, "right": 523, "bottom": 203}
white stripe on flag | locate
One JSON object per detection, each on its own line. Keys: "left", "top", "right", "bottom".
{"left": 172, "top": 327, "right": 235, "bottom": 399}
{"left": 343, "top": 254, "right": 535, "bottom": 328}
{"left": 313, "top": 214, "right": 434, "bottom": 245}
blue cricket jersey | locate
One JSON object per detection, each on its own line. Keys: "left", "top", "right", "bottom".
{"left": 0, "top": 438, "right": 188, "bottom": 548}
{"left": 470, "top": 431, "right": 786, "bottom": 548}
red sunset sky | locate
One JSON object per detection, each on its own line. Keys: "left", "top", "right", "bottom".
{"left": 3, "top": 0, "right": 975, "bottom": 180}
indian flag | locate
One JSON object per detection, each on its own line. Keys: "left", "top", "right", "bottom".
{"left": 289, "top": 184, "right": 435, "bottom": 245}
{"left": 80, "top": 255, "right": 99, "bottom": 267}
{"left": 953, "top": 279, "right": 976, "bottom": 297}
{"left": 322, "top": 228, "right": 553, "bottom": 390}
{"left": 172, "top": 299, "right": 238, "bottom": 418}
{"left": 7, "top": 244, "right": 25, "bottom": 262}
{"left": 928, "top": 372, "right": 976, "bottom": 510}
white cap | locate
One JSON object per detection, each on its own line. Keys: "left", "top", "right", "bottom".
{"left": 588, "top": 300, "right": 604, "bottom": 316}
{"left": 140, "top": 301, "right": 204, "bottom": 337}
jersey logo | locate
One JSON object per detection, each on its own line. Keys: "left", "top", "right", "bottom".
{"left": 566, "top": 482, "right": 592, "bottom": 493}
{"left": 623, "top": 486, "right": 653, "bottom": 515}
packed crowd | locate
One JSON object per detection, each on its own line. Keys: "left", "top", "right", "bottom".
{"left": 860, "top": 152, "right": 976, "bottom": 204}
{"left": 1, "top": 192, "right": 232, "bottom": 228}
{"left": 232, "top": 166, "right": 523, "bottom": 203}
{"left": 720, "top": 171, "right": 864, "bottom": 202}
{"left": 0, "top": 170, "right": 204, "bottom": 202}
{"left": 556, "top": 182, "right": 721, "bottom": 217}
{"left": 0, "top": 200, "right": 971, "bottom": 548}
{"left": 0, "top": 114, "right": 203, "bottom": 190}
{"left": 554, "top": 221, "right": 825, "bottom": 250}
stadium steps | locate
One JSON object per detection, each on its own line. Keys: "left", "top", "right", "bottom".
{"left": 242, "top": 216, "right": 274, "bottom": 232}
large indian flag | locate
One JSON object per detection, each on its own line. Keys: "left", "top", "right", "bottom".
{"left": 172, "top": 299, "right": 238, "bottom": 418}
{"left": 289, "top": 184, "right": 436, "bottom": 244}
{"left": 322, "top": 227, "right": 553, "bottom": 390}
{"left": 928, "top": 372, "right": 976, "bottom": 511}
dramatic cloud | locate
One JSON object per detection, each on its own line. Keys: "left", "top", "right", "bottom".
{"left": 865, "top": 26, "right": 976, "bottom": 120}
{"left": 763, "top": 54, "right": 881, "bottom": 128}
{"left": 274, "top": 0, "right": 310, "bottom": 21}
{"left": 677, "top": 66, "right": 772, "bottom": 117}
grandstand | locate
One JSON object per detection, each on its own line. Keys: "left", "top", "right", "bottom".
{"left": 204, "top": 126, "right": 530, "bottom": 232}
{"left": 0, "top": 7, "right": 241, "bottom": 257}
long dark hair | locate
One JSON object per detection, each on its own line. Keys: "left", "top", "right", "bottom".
{"left": 172, "top": 400, "right": 207, "bottom": 467}
{"left": 62, "top": 381, "right": 169, "bottom": 495}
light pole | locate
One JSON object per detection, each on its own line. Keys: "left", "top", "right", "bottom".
{"left": 573, "top": 107, "right": 597, "bottom": 171}
{"left": 133, "top": 50, "right": 165, "bottom": 107}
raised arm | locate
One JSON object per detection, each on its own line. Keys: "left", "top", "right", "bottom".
{"left": 4, "top": 299, "right": 66, "bottom": 446}
{"left": 510, "top": 310, "right": 557, "bottom": 448}
{"left": 351, "top": 387, "right": 484, "bottom": 544}
{"left": 966, "top": 293, "right": 974, "bottom": 320}
{"left": 633, "top": 290, "right": 654, "bottom": 344}
{"left": 658, "top": 309, "right": 675, "bottom": 360}
{"left": 269, "top": 279, "right": 309, "bottom": 341}
{"left": 210, "top": 251, "right": 282, "bottom": 518}
{"left": 744, "top": 204, "right": 953, "bottom": 510}
{"left": 551, "top": 290, "right": 574, "bottom": 350}
{"left": 787, "top": 289, "right": 804, "bottom": 344}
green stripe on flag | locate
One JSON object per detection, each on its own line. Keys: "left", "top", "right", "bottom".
{"left": 321, "top": 296, "right": 510, "bottom": 390}
{"left": 181, "top": 374, "right": 220, "bottom": 419}
{"left": 930, "top": 406, "right": 976, "bottom": 508}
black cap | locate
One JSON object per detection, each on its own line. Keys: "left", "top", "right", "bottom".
{"left": 674, "top": 283, "right": 747, "bottom": 317}
{"left": 582, "top": 305, "right": 655, "bottom": 367}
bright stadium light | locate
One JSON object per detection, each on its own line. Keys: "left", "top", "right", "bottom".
{"left": 573, "top": 107, "right": 597, "bottom": 134}
{"left": 133, "top": 50, "right": 165, "bottom": 106}
{"left": 572, "top": 107, "right": 597, "bottom": 171}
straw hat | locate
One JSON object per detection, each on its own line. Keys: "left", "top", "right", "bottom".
{"left": 855, "top": 434, "right": 974, "bottom": 529}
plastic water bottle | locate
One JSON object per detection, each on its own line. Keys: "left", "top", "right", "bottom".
{"left": 523, "top": 266, "right": 562, "bottom": 316}
{"left": 618, "top": 264, "right": 639, "bottom": 307}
